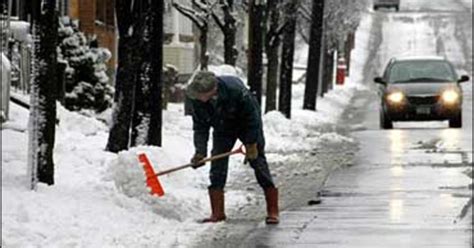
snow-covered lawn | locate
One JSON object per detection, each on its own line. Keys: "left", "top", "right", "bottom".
{"left": 2, "top": 12, "right": 373, "bottom": 248}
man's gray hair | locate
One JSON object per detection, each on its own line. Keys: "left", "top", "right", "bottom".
{"left": 186, "top": 71, "right": 218, "bottom": 99}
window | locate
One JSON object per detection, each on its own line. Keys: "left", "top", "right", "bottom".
{"left": 58, "top": 0, "right": 69, "bottom": 17}
{"left": 389, "top": 60, "right": 457, "bottom": 83}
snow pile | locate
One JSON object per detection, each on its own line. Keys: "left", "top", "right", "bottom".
{"left": 57, "top": 105, "right": 108, "bottom": 136}
{"left": 263, "top": 84, "right": 356, "bottom": 154}
{"left": 108, "top": 146, "right": 207, "bottom": 221}
{"left": 208, "top": 64, "right": 245, "bottom": 78}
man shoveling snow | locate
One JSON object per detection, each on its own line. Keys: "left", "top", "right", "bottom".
{"left": 186, "top": 71, "right": 279, "bottom": 225}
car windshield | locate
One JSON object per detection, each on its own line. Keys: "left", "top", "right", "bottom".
{"left": 388, "top": 60, "right": 457, "bottom": 83}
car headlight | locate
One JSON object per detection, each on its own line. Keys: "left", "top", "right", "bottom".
{"left": 441, "top": 90, "right": 459, "bottom": 104}
{"left": 387, "top": 92, "right": 405, "bottom": 103}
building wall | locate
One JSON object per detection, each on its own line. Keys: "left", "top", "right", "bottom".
{"left": 69, "top": 0, "right": 79, "bottom": 19}
{"left": 70, "top": 0, "right": 198, "bottom": 75}
{"left": 164, "top": 44, "right": 195, "bottom": 74}
{"left": 69, "top": 0, "right": 116, "bottom": 71}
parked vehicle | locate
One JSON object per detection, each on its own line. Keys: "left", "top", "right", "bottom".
{"left": 374, "top": 56, "right": 470, "bottom": 129}
{"left": 374, "top": 0, "right": 400, "bottom": 11}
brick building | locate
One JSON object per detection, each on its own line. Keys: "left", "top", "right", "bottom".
{"left": 5, "top": 0, "right": 197, "bottom": 76}
{"left": 69, "top": 0, "right": 117, "bottom": 71}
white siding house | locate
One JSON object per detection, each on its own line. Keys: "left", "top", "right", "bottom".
{"left": 164, "top": 0, "right": 196, "bottom": 74}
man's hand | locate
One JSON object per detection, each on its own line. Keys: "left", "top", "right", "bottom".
{"left": 191, "top": 153, "right": 206, "bottom": 169}
{"left": 245, "top": 143, "right": 258, "bottom": 162}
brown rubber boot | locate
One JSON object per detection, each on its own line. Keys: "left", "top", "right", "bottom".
{"left": 264, "top": 187, "right": 279, "bottom": 224}
{"left": 201, "top": 189, "right": 226, "bottom": 223}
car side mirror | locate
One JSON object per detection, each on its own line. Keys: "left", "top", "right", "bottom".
{"left": 458, "top": 75, "right": 470, "bottom": 83}
{"left": 374, "top": 77, "right": 386, "bottom": 85}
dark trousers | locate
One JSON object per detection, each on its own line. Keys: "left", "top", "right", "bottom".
{"left": 209, "top": 129, "right": 275, "bottom": 190}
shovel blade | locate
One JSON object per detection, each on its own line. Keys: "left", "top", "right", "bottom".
{"left": 138, "top": 153, "right": 165, "bottom": 197}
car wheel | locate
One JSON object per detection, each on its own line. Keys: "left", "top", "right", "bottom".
{"left": 380, "top": 109, "right": 393, "bottom": 129}
{"left": 449, "top": 112, "right": 462, "bottom": 128}
{"left": 374, "top": 6, "right": 379, "bottom": 11}
{"left": 394, "top": 6, "right": 399, "bottom": 11}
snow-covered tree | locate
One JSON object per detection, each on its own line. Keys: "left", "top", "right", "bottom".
{"left": 106, "top": 0, "right": 143, "bottom": 153}
{"left": 28, "top": 0, "right": 58, "bottom": 187}
{"left": 146, "top": 0, "right": 164, "bottom": 147}
{"left": 57, "top": 22, "right": 113, "bottom": 113}
{"left": 211, "top": 0, "right": 239, "bottom": 66}
{"left": 299, "top": 0, "right": 365, "bottom": 47}
{"left": 299, "top": 0, "right": 368, "bottom": 96}
{"left": 107, "top": 0, "right": 164, "bottom": 152}
{"left": 131, "top": 0, "right": 164, "bottom": 147}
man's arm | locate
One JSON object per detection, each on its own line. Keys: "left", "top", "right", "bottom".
{"left": 192, "top": 110, "right": 210, "bottom": 156}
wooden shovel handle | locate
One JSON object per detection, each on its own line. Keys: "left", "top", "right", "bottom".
{"left": 153, "top": 145, "right": 245, "bottom": 177}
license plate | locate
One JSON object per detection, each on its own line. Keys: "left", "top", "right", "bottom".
{"left": 416, "top": 106, "right": 431, "bottom": 115}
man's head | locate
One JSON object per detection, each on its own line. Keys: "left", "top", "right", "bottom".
{"left": 186, "top": 71, "right": 218, "bottom": 102}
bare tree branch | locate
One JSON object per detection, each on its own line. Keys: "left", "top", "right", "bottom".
{"left": 299, "top": 4, "right": 311, "bottom": 22}
{"left": 192, "top": 0, "right": 211, "bottom": 13}
{"left": 172, "top": 1, "right": 206, "bottom": 29}
{"left": 211, "top": 10, "right": 225, "bottom": 30}
{"left": 297, "top": 21, "right": 309, "bottom": 44}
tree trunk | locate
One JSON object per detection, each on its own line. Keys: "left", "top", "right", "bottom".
{"left": 265, "top": 0, "right": 281, "bottom": 113}
{"left": 106, "top": 0, "right": 139, "bottom": 153}
{"left": 28, "top": 0, "right": 57, "bottom": 187}
{"left": 222, "top": 0, "right": 238, "bottom": 66}
{"left": 147, "top": 0, "right": 164, "bottom": 147}
{"left": 344, "top": 32, "right": 355, "bottom": 76}
{"left": 199, "top": 27, "right": 209, "bottom": 70}
{"left": 131, "top": 0, "right": 151, "bottom": 147}
{"left": 248, "top": 0, "right": 265, "bottom": 106}
{"left": 223, "top": 28, "right": 237, "bottom": 66}
{"left": 278, "top": 0, "right": 298, "bottom": 119}
{"left": 131, "top": 78, "right": 146, "bottom": 147}
{"left": 326, "top": 49, "right": 335, "bottom": 92}
{"left": 106, "top": 35, "right": 137, "bottom": 152}
{"left": 303, "top": 0, "right": 324, "bottom": 110}
{"left": 321, "top": 48, "right": 333, "bottom": 96}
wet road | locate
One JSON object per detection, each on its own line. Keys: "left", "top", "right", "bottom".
{"left": 241, "top": 0, "right": 473, "bottom": 247}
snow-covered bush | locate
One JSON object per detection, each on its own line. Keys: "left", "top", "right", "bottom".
{"left": 58, "top": 22, "right": 114, "bottom": 112}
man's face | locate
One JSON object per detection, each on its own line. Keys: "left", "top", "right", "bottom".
{"left": 196, "top": 86, "right": 217, "bottom": 102}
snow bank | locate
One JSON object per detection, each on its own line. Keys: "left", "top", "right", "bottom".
{"left": 264, "top": 84, "right": 356, "bottom": 154}
{"left": 57, "top": 105, "right": 108, "bottom": 136}
{"left": 208, "top": 64, "right": 244, "bottom": 78}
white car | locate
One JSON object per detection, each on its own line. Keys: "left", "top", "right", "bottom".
{"left": 374, "top": 0, "right": 400, "bottom": 11}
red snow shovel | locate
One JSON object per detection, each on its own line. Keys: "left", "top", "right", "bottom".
{"left": 138, "top": 145, "right": 246, "bottom": 197}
